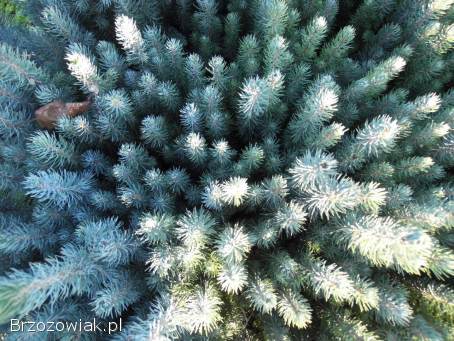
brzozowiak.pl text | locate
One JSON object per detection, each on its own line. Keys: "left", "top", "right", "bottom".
{"left": 10, "top": 318, "right": 122, "bottom": 335}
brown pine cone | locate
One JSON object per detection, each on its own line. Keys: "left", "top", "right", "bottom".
{"left": 35, "top": 99, "right": 91, "bottom": 129}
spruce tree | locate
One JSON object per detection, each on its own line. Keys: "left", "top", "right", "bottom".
{"left": 0, "top": 0, "right": 453, "bottom": 340}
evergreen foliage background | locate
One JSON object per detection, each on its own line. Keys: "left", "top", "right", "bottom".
{"left": 0, "top": 0, "right": 27, "bottom": 25}
{"left": 0, "top": 0, "right": 454, "bottom": 339}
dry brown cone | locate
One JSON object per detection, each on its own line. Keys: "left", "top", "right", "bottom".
{"left": 34, "top": 99, "right": 91, "bottom": 130}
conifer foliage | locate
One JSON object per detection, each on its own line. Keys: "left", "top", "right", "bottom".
{"left": 0, "top": 0, "right": 453, "bottom": 339}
